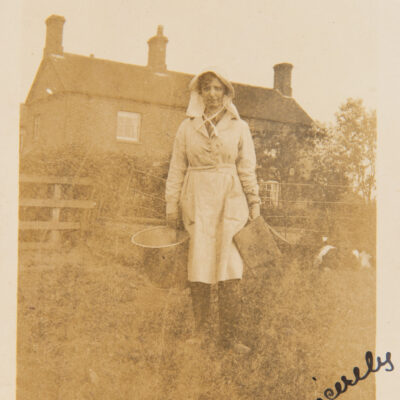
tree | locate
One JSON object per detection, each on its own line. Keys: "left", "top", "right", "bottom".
{"left": 309, "top": 121, "right": 351, "bottom": 202}
{"left": 334, "top": 98, "right": 377, "bottom": 202}
{"left": 310, "top": 99, "right": 377, "bottom": 203}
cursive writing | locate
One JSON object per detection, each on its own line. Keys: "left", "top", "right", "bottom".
{"left": 315, "top": 350, "right": 394, "bottom": 400}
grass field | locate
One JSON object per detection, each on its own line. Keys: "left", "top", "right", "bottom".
{"left": 17, "top": 234, "right": 376, "bottom": 400}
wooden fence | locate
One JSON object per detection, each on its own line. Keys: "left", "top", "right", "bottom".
{"left": 19, "top": 174, "right": 96, "bottom": 249}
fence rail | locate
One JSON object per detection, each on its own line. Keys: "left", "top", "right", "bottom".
{"left": 19, "top": 175, "right": 96, "bottom": 250}
{"left": 20, "top": 198, "right": 96, "bottom": 209}
{"left": 19, "top": 221, "right": 81, "bottom": 230}
{"left": 20, "top": 174, "right": 92, "bottom": 185}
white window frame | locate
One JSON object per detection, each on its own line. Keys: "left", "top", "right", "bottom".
{"left": 262, "top": 180, "right": 280, "bottom": 207}
{"left": 116, "top": 111, "right": 141, "bottom": 143}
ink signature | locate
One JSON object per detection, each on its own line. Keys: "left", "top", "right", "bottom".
{"left": 314, "top": 350, "right": 394, "bottom": 400}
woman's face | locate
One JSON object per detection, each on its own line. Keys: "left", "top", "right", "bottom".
{"left": 200, "top": 75, "right": 225, "bottom": 112}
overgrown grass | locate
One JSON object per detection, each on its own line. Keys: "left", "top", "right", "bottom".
{"left": 17, "top": 234, "right": 375, "bottom": 399}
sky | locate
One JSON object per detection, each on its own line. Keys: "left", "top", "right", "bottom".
{"left": 19, "top": 0, "right": 378, "bottom": 123}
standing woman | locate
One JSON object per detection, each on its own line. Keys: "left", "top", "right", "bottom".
{"left": 165, "top": 68, "right": 260, "bottom": 353}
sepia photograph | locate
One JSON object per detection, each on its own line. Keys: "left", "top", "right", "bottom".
{"left": 1, "top": 0, "right": 399, "bottom": 399}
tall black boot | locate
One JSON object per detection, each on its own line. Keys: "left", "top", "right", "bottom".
{"left": 188, "top": 282, "right": 211, "bottom": 343}
{"left": 218, "top": 279, "right": 250, "bottom": 354}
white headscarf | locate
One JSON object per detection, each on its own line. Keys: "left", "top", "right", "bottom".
{"left": 186, "top": 67, "right": 241, "bottom": 120}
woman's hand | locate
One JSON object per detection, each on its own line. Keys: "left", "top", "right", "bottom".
{"left": 166, "top": 212, "right": 179, "bottom": 229}
{"left": 249, "top": 203, "right": 260, "bottom": 220}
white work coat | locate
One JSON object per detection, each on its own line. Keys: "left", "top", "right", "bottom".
{"left": 165, "top": 111, "right": 260, "bottom": 284}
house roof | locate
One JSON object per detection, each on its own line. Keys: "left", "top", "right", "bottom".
{"left": 27, "top": 53, "right": 313, "bottom": 125}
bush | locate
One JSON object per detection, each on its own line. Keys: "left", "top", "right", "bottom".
{"left": 20, "top": 145, "right": 168, "bottom": 223}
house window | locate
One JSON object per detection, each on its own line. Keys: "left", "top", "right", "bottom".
{"left": 33, "top": 115, "right": 40, "bottom": 140}
{"left": 116, "top": 111, "right": 141, "bottom": 143}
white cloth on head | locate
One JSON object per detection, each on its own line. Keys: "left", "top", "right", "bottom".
{"left": 188, "top": 66, "right": 235, "bottom": 96}
{"left": 186, "top": 67, "right": 241, "bottom": 121}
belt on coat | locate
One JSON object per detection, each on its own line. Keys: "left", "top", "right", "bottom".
{"left": 187, "top": 163, "right": 236, "bottom": 173}
{"left": 184, "top": 164, "right": 239, "bottom": 199}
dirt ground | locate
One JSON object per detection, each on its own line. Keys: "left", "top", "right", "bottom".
{"left": 17, "top": 236, "right": 376, "bottom": 400}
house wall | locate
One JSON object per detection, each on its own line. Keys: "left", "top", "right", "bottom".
{"left": 62, "top": 93, "right": 187, "bottom": 163}
{"left": 63, "top": 94, "right": 305, "bottom": 166}
{"left": 21, "top": 95, "right": 68, "bottom": 152}
{"left": 21, "top": 59, "right": 69, "bottom": 153}
{"left": 21, "top": 91, "right": 311, "bottom": 173}
{"left": 26, "top": 60, "right": 65, "bottom": 103}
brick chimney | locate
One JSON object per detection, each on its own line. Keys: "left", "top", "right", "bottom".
{"left": 44, "top": 15, "right": 65, "bottom": 57}
{"left": 147, "top": 25, "right": 168, "bottom": 72}
{"left": 273, "top": 63, "right": 293, "bottom": 97}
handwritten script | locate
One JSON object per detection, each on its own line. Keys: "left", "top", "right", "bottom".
{"left": 315, "top": 350, "right": 394, "bottom": 400}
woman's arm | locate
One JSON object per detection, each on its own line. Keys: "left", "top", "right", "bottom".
{"left": 236, "top": 121, "right": 261, "bottom": 219}
{"left": 165, "top": 122, "right": 188, "bottom": 218}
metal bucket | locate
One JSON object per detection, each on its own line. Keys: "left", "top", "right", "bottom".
{"left": 131, "top": 226, "right": 189, "bottom": 289}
